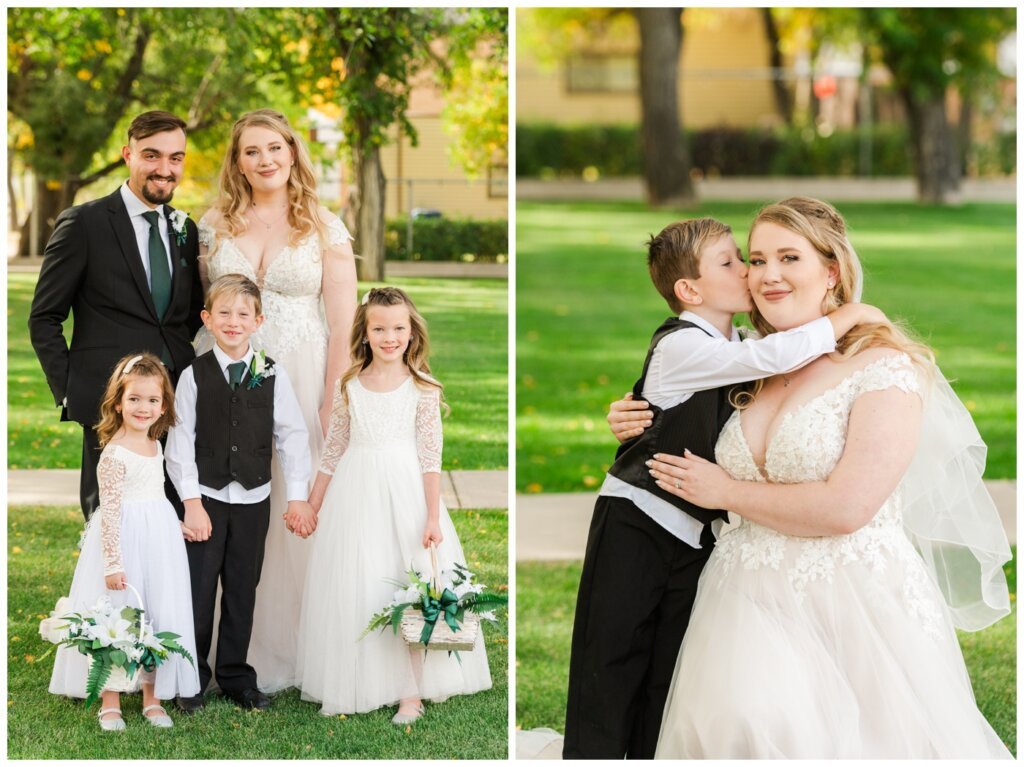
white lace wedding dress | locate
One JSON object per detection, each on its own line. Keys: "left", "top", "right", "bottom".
{"left": 197, "top": 213, "right": 352, "bottom": 693}
{"left": 655, "top": 354, "right": 1011, "bottom": 758}
{"left": 295, "top": 377, "right": 492, "bottom": 714}
{"left": 49, "top": 444, "right": 200, "bottom": 701}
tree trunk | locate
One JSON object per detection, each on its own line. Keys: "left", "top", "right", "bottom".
{"left": 8, "top": 151, "right": 19, "bottom": 233}
{"left": 355, "top": 144, "right": 386, "bottom": 282}
{"left": 18, "top": 177, "right": 79, "bottom": 256}
{"left": 635, "top": 8, "right": 694, "bottom": 207}
{"left": 903, "top": 91, "right": 961, "bottom": 204}
{"left": 761, "top": 9, "right": 792, "bottom": 123}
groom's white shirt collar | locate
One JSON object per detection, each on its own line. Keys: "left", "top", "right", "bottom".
{"left": 679, "top": 310, "right": 741, "bottom": 342}
{"left": 120, "top": 180, "right": 166, "bottom": 219}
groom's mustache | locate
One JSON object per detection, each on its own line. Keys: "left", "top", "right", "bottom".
{"left": 147, "top": 174, "right": 177, "bottom": 183}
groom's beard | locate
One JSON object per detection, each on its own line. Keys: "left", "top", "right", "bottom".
{"left": 141, "top": 174, "right": 178, "bottom": 205}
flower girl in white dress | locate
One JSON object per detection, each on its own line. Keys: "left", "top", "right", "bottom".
{"left": 49, "top": 353, "right": 199, "bottom": 730}
{"left": 296, "top": 287, "right": 492, "bottom": 722}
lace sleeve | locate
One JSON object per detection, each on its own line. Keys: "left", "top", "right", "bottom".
{"left": 854, "top": 353, "right": 923, "bottom": 399}
{"left": 197, "top": 213, "right": 216, "bottom": 249}
{"left": 415, "top": 386, "right": 443, "bottom": 474}
{"left": 318, "top": 384, "right": 350, "bottom": 475}
{"left": 326, "top": 213, "right": 354, "bottom": 246}
{"left": 98, "top": 451, "right": 128, "bottom": 576}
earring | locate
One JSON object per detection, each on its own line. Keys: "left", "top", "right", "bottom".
{"left": 362, "top": 339, "right": 368, "bottom": 345}
{"left": 827, "top": 280, "right": 835, "bottom": 288}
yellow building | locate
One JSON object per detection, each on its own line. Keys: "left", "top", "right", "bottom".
{"left": 518, "top": 8, "right": 785, "bottom": 130}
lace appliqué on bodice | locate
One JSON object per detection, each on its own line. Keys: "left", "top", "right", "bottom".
{"left": 318, "top": 377, "right": 443, "bottom": 476}
{"left": 198, "top": 214, "right": 351, "bottom": 359}
{"left": 96, "top": 444, "right": 169, "bottom": 576}
{"left": 712, "top": 354, "right": 944, "bottom": 636}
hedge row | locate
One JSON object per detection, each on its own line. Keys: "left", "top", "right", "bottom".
{"left": 517, "top": 123, "right": 1015, "bottom": 178}
{"left": 385, "top": 216, "right": 508, "bottom": 262}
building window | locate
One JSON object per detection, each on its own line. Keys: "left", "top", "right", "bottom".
{"left": 566, "top": 54, "right": 637, "bottom": 93}
{"left": 488, "top": 163, "right": 508, "bottom": 199}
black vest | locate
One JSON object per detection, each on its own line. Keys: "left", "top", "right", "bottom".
{"left": 191, "top": 351, "right": 276, "bottom": 491}
{"left": 607, "top": 318, "right": 734, "bottom": 526}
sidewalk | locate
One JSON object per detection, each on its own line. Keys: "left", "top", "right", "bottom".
{"left": 518, "top": 176, "right": 1017, "bottom": 204}
{"left": 517, "top": 480, "right": 1017, "bottom": 560}
{"left": 7, "top": 469, "right": 509, "bottom": 511}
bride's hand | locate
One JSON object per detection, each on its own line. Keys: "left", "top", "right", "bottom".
{"left": 647, "top": 450, "right": 734, "bottom": 510}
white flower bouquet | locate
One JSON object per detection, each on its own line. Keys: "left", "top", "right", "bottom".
{"left": 362, "top": 551, "right": 506, "bottom": 655}
{"left": 38, "top": 586, "right": 193, "bottom": 707}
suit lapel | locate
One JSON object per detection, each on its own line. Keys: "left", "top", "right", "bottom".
{"left": 107, "top": 188, "right": 158, "bottom": 321}
{"left": 165, "top": 204, "right": 182, "bottom": 315}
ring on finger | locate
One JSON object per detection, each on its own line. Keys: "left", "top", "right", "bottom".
{"left": 674, "top": 478, "right": 682, "bottom": 490}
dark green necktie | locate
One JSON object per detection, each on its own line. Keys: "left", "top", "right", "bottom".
{"left": 141, "top": 210, "right": 171, "bottom": 319}
{"left": 228, "top": 361, "right": 247, "bottom": 390}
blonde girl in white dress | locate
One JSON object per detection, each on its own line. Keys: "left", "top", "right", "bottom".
{"left": 297, "top": 287, "right": 492, "bottom": 722}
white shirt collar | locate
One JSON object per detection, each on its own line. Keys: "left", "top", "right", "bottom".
{"left": 120, "top": 181, "right": 165, "bottom": 220}
{"left": 212, "top": 342, "right": 254, "bottom": 372}
{"left": 679, "top": 310, "right": 741, "bottom": 342}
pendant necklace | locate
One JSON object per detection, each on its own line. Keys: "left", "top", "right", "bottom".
{"left": 251, "top": 202, "right": 287, "bottom": 230}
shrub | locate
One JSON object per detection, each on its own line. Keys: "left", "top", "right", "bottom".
{"left": 385, "top": 216, "right": 508, "bottom": 262}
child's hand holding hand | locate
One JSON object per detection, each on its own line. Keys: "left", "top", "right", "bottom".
{"left": 285, "top": 501, "right": 317, "bottom": 538}
{"left": 422, "top": 520, "right": 443, "bottom": 548}
{"left": 105, "top": 571, "right": 127, "bottom": 590}
{"left": 184, "top": 499, "right": 212, "bottom": 542}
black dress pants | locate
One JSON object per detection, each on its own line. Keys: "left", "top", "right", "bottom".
{"left": 563, "top": 495, "right": 715, "bottom": 759}
{"left": 186, "top": 495, "right": 271, "bottom": 694}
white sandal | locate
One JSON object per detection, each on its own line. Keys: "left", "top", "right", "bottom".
{"left": 142, "top": 703, "right": 174, "bottom": 728}
{"left": 97, "top": 706, "right": 125, "bottom": 732}
{"left": 391, "top": 702, "right": 425, "bottom": 726}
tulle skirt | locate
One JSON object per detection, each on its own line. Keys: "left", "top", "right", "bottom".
{"left": 654, "top": 523, "right": 1012, "bottom": 759}
{"left": 295, "top": 441, "right": 492, "bottom": 715}
{"left": 49, "top": 498, "right": 200, "bottom": 701}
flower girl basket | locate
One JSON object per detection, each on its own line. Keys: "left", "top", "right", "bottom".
{"left": 93, "top": 582, "right": 148, "bottom": 693}
{"left": 400, "top": 544, "right": 479, "bottom": 652}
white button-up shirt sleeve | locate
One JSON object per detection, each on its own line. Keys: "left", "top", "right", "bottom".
{"left": 648, "top": 315, "right": 836, "bottom": 404}
{"left": 270, "top": 365, "right": 312, "bottom": 501}
{"left": 165, "top": 366, "right": 201, "bottom": 501}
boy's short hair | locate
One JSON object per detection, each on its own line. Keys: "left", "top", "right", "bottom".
{"left": 647, "top": 218, "right": 732, "bottom": 313}
{"left": 205, "top": 273, "right": 263, "bottom": 316}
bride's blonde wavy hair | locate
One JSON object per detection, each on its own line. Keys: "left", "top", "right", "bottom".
{"left": 735, "top": 196, "right": 934, "bottom": 408}
{"left": 337, "top": 287, "right": 448, "bottom": 413}
{"left": 211, "top": 109, "right": 328, "bottom": 248}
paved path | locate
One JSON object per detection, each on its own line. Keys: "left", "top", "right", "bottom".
{"left": 518, "top": 176, "right": 1016, "bottom": 204}
{"left": 7, "top": 469, "right": 508, "bottom": 511}
{"left": 517, "top": 480, "right": 1017, "bottom": 560}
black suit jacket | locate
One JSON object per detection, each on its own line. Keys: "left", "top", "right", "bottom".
{"left": 28, "top": 186, "right": 205, "bottom": 426}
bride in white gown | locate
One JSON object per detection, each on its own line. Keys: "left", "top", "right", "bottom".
{"left": 196, "top": 109, "right": 357, "bottom": 693}
{"left": 646, "top": 197, "right": 1012, "bottom": 758}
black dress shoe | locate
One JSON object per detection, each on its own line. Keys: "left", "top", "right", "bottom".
{"left": 224, "top": 688, "right": 271, "bottom": 710}
{"left": 176, "top": 693, "right": 205, "bottom": 713}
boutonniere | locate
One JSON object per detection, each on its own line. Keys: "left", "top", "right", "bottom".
{"left": 168, "top": 209, "right": 190, "bottom": 247}
{"left": 247, "top": 350, "right": 276, "bottom": 389}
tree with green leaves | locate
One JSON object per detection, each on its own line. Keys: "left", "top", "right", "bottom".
{"left": 855, "top": 8, "right": 1014, "bottom": 204}
{"left": 263, "top": 7, "right": 508, "bottom": 281}
{"left": 7, "top": 7, "right": 267, "bottom": 254}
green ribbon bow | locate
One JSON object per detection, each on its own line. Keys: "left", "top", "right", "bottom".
{"left": 419, "top": 588, "right": 461, "bottom": 645}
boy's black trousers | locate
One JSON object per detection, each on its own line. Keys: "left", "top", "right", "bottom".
{"left": 563, "top": 495, "right": 715, "bottom": 759}
{"left": 186, "top": 495, "right": 271, "bottom": 695}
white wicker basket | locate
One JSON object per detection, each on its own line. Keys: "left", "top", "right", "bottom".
{"left": 399, "top": 545, "right": 479, "bottom": 652}
{"left": 90, "top": 582, "right": 147, "bottom": 693}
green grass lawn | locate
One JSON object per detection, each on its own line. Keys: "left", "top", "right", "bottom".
{"left": 516, "top": 201, "right": 1015, "bottom": 492}
{"left": 8, "top": 274, "right": 508, "bottom": 471}
{"left": 516, "top": 551, "right": 1017, "bottom": 756}
{"left": 9, "top": 505, "right": 508, "bottom": 759}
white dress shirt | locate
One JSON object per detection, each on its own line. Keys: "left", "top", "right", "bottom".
{"left": 166, "top": 343, "right": 311, "bottom": 505}
{"left": 600, "top": 311, "right": 837, "bottom": 546}
{"left": 119, "top": 181, "right": 174, "bottom": 288}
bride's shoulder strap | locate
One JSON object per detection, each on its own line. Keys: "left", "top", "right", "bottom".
{"left": 850, "top": 349, "right": 921, "bottom": 398}
{"left": 320, "top": 207, "right": 354, "bottom": 246}
{"left": 197, "top": 209, "right": 222, "bottom": 249}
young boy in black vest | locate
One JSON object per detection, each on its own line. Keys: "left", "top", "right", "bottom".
{"left": 166, "top": 274, "right": 314, "bottom": 712}
{"left": 563, "top": 218, "right": 884, "bottom": 759}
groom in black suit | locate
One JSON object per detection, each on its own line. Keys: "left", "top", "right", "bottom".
{"left": 29, "top": 110, "right": 204, "bottom": 520}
